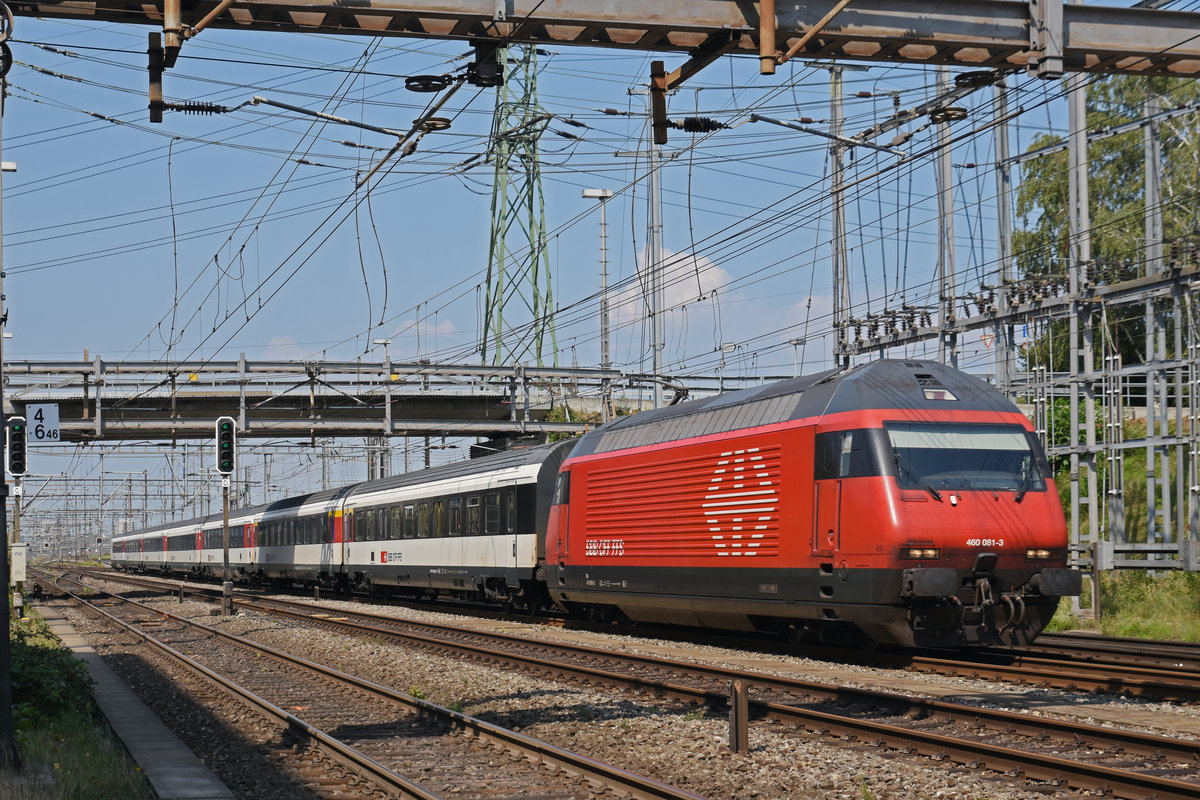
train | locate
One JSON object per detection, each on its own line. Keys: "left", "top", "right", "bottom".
{"left": 111, "top": 359, "right": 1081, "bottom": 648}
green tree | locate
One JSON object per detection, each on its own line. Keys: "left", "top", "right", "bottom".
{"left": 1013, "top": 75, "right": 1200, "bottom": 372}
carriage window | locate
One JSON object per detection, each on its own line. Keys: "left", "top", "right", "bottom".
{"left": 466, "top": 495, "right": 482, "bottom": 535}
{"left": 432, "top": 499, "right": 447, "bottom": 537}
{"left": 448, "top": 497, "right": 463, "bottom": 536}
{"left": 417, "top": 502, "right": 431, "bottom": 538}
{"left": 485, "top": 492, "right": 501, "bottom": 535}
{"left": 506, "top": 488, "right": 520, "bottom": 534}
{"left": 403, "top": 504, "right": 416, "bottom": 538}
{"left": 389, "top": 506, "right": 402, "bottom": 540}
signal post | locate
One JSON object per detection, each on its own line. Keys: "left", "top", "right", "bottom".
{"left": 215, "top": 417, "right": 236, "bottom": 616}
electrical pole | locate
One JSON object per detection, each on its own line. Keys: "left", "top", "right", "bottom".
{"left": 583, "top": 188, "right": 614, "bottom": 421}
{"left": 830, "top": 66, "right": 849, "bottom": 370}
{"left": 1066, "top": 27, "right": 1100, "bottom": 615}
{"left": 935, "top": 66, "right": 958, "bottom": 368}
{"left": 993, "top": 79, "right": 1015, "bottom": 392}
{"left": 617, "top": 73, "right": 677, "bottom": 409}
{"left": 0, "top": 9, "right": 21, "bottom": 765}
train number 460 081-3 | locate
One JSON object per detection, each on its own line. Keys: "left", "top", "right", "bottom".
{"left": 585, "top": 539, "right": 625, "bottom": 557}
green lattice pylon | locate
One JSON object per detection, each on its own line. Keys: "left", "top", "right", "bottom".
{"left": 482, "top": 44, "right": 557, "bottom": 367}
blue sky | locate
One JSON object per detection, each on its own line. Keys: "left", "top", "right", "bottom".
{"left": 5, "top": 18, "right": 1034, "bottom": 377}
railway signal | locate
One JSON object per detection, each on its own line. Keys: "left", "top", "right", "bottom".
{"left": 215, "top": 416, "right": 236, "bottom": 476}
{"left": 6, "top": 416, "right": 27, "bottom": 476}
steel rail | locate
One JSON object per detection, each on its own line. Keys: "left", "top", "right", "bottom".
{"left": 80, "top": 568, "right": 1200, "bottom": 701}
{"left": 905, "top": 652, "right": 1200, "bottom": 701}
{"left": 75, "top": 570, "right": 1200, "bottom": 798}
{"left": 52, "top": 578, "right": 443, "bottom": 800}
{"left": 54, "top": 573, "right": 710, "bottom": 800}
{"left": 1021, "top": 632, "right": 1200, "bottom": 669}
{"left": 224, "top": 595, "right": 1200, "bottom": 760}
{"left": 213, "top": 593, "right": 1200, "bottom": 799}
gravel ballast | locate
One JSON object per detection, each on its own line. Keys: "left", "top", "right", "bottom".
{"left": 59, "top": 584, "right": 1200, "bottom": 799}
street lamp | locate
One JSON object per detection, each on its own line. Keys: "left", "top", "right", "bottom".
{"left": 582, "top": 189, "right": 614, "bottom": 422}
{"left": 788, "top": 337, "right": 806, "bottom": 377}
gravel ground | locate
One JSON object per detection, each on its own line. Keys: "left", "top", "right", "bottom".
{"left": 62, "top": 584, "right": 1200, "bottom": 800}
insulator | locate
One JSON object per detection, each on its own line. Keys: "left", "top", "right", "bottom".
{"left": 670, "top": 116, "right": 728, "bottom": 133}
{"left": 167, "top": 101, "right": 229, "bottom": 115}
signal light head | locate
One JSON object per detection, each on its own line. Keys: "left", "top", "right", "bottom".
{"left": 7, "top": 415, "right": 27, "bottom": 477}
{"left": 215, "top": 416, "right": 237, "bottom": 475}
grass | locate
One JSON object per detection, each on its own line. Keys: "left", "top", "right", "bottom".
{"left": 5, "top": 610, "right": 154, "bottom": 800}
{"left": 1046, "top": 570, "right": 1200, "bottom": 641}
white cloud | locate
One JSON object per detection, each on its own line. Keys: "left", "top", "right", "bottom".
{"left": 262, "top": 336, "right": 307, "bottom": 361}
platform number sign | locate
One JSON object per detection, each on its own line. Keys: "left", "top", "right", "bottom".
{"left": 26, "top": 404, "right": 61, "bottom": 443}
{"left": 6, "top": 416, "right": 27, "bottom": 476}
{"left": 215, "top": 416, "right": 237, "bottom": 475}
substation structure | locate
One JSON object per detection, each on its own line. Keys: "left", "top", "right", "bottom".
{"left": 846, "top": 243, "right": 1200, "bottom": 590}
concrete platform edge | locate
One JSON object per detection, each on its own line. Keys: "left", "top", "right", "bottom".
{"left": 38, "top": 604, "right": 236, "bottom": 800}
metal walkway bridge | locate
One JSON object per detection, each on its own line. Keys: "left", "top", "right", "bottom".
{"left": 2, "top": 358, "right": 750, "bottom": 442}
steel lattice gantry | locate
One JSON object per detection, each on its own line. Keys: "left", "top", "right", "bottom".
{"left": 10, "top": 1, "right": 1200, "bottom": 77}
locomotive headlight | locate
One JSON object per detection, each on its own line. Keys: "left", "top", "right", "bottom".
{"left": 901, "top": 547, "right": 940, "bottom": 560}
{"left": 1025, "top": 548, "right": 1053, "bottom": 560}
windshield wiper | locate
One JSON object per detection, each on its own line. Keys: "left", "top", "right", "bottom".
{"left": 893, "top": 450, "right": 942, "bottom": 502}
{"left": 1014, "top": 468, "right": 1034, "bottom": 503}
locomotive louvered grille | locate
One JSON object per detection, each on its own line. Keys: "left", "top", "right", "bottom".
{"left": 594, "top": 395, "right": 798, "bottom": 454}
{"left": 585, "top": 445, "right": 782, "bottom": 557}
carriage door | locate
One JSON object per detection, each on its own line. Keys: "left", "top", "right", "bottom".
{"left": 812, "top": 431, "right": 848, "bottom": 557}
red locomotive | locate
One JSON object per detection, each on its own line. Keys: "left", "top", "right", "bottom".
{"left": 545, "top": 359, "right": 1080, "bottom": 648}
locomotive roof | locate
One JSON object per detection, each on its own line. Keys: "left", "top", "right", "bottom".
{"left": 569, "top": 359, "right": 1019, "bottom": 458}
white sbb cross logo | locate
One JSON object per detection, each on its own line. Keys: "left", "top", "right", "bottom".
{"left": 704, "top": 448, "right": 777, "bottom": 556}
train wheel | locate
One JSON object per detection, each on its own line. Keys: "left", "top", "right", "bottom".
{"left": 853, "top": 627, "right": 879, "bottom": 652}
{"left": 779, "top": 620, "right": 809, "bottom": 644}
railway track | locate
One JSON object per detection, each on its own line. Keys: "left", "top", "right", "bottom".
{"left": 72, "top": 569, "right": 1200, "bottom": 800}
{"left": 1013, "top": 630, "right": 1200, "bottom": 671}
{"left": 50, "top": 571, "right": 708, "bottom": 800}
{"left": 83, "top": 568, "right": 1200, "bottom": 703}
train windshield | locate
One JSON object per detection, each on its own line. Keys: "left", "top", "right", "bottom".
{"left": 884, "top": 422, "right": 1046, "bottom": 493}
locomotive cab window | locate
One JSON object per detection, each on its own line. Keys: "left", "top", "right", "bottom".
{"left": 553, "top": 471, "right": 570, "bottom": 505}
{"left": 885, "top": 422, "right": 1048, "bottom": 493}
{"left": 814, "top": 428, "right": 889, "bottom": 479}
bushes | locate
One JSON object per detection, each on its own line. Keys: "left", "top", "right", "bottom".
{"left": 9, "top": 619, "right": 94, "bottom": 727}
{"left": 7, "top": 614, "right": 154, "bottom": 800}
{"left": 1048, "top": 571, "right": 1200, "bottom": 641}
